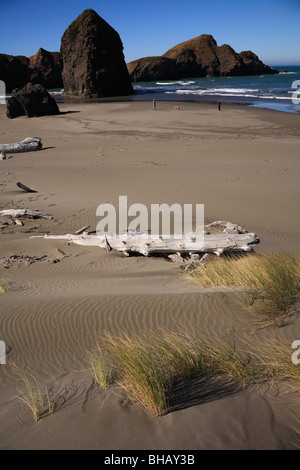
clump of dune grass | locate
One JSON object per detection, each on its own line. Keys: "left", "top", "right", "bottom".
{"left": 201, "top": 337, "right": 262, "bottom": 385}
{"left": 92, "top": 329, "right": 261, "bottom": 416}
{"left": 187, "top": 253, "right": 300, "bottom": 324}
{"left": 12, "top": 363, "right": 56, "bottom": 422}
{"left": 87, "top": 346, "right": 113, "bottom": 389}
{"left": 102, "top": 332, "right": 171, "bottom": 416}
{"left": 252, "top": 339, "right": 300, "bottom": 392}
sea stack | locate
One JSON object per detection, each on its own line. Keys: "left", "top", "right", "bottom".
{"left": 60, "top": 9, "right": 133, "bottom": 98}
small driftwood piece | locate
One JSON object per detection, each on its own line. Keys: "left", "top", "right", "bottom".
{"left": 75, "top": 225, "right": 90, "bottom": 235}
{"left": 14, "top": 218, "right": 24, "bottom": 226}
{"left": 17, "top": 181, "right": 37, "bottom": 193}
{"left": 0, "top": 152, "right": 6, "bottom": 160}
{"left": 0, "top": 137, "right": 42, "bottom": 153}
{"left": 32, "top": 229, "right": 259, "bottom": 257}
{"left": 2, "top": 254, "right": 48, "bottom": 268}
{"left": 0, "top": 209, "right": 53, "bottom": 220}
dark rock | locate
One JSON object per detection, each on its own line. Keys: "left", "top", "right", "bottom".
{"left": 0, "top": 54, "right": 29, "bottom": 92}
{"left": 127, "top": 56, "right": 179, "bottom": 82}
{"left": 0, "top": 49, "right": 63, "bottom": 92}
{"left": 28, "top": 48, "right": 63, "bottom": 89}
{"left": 127, "top": 35, "right": 279, "bottom": 82}
{"left": 238, "top": 51, "right": 278, "bottom": 75}
{"left": 6, "top": 96, "right": 25, "bottom": 118}
{"left": 60, "top": 9, "right": 133, "bottom": 98}
{"left": 6, "top": 83, "right": 60, "bottom": 119}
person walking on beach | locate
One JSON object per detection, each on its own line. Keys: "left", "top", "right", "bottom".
{"left": 218, "top": 101, "right": 221, "bottom": 111}
{"left": 153, "top": 99, "right": 156, "bottom": 110}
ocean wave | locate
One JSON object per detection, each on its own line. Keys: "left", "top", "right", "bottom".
{"left": 49, "top": 90, "right": 64, "bottom": 96}
{"left": 156, "top": 80, "right": 196, "bottom": 86}
{"left": 165, "top": 89, "right": 293, "bottom": 100}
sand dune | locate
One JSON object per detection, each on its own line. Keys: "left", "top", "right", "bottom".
{"left": 0, "top": 100, "right": 299, "bottom": 449}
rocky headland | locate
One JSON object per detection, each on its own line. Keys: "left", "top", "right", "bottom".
{"left": 127, "top": 35, "right": 279, "bottom": 82}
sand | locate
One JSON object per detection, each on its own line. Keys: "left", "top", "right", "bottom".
{"left": 0, "top": 100, "right": 299, "bottom": 450}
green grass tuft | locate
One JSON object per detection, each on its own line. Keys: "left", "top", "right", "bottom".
{"left": 87, "top": 346, "right": 113, "bottom": 389}
{"left": 90, "top": 329, "right": 261, "bottom": 416}
{"left": 187, "top": 253, "right": 300, "bottom": 324}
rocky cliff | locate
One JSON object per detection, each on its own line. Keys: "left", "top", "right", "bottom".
{"left": 127, "top": 35, "right": 278, "bottom": 82}
{"left": 60, "top": 9, "right": 133, "bottom": 98}
{"left": 0, "top": 49, "right": 63, "bottom": 92}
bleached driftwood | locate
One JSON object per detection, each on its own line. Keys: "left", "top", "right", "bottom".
{"left": 75, "top": 224, "right": 90, "bottom": 235}
{"left": 206, "top": 221, "right": 247, "bottom": 234}
{"left": 0, "top": 137, "right": 42, "bottom": 153}
{"left": 32, "top": 230, "right": 259, "bottom": 257}
{"left": 0, "top": 209, "right": 53, "bottom": 220}
{"left": 0, "top": 152, "right": 6, "bottom": 160}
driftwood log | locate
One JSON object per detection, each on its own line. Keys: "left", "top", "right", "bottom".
{"left": 0, "top": 137, "right": 42, "bottom": 153}
{"left": 0, "top": 209, "right": 53, "bottom": 220}
{"left": 17, "top": 181, "right": 37, "bottom": 193}
{"left": 32, "top": 229, "right": 260, "bottom": 257}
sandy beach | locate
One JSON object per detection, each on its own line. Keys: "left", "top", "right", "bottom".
{"left": 0, "top": 99, "right": 299, "bottom": 450}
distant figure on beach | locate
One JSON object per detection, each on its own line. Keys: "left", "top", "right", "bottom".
{"left": 218, "top": 101, "right": 221, "bottom": 111}
{"left": 153, "top": 99, "right": 156, "bottom": 110}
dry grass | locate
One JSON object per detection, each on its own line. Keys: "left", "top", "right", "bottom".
{"left": 187, "top": 253, "right": 300, "bottom": 324}
{"left": 252, "top": 339, "right": 300, "bottom": 391}
{"left": 12, "top": 363, "right": 56, "bottom": 422}
{"left": 101, "top": 332, "right": 171, "bottom": 416}
{"left": 87, "top": 346, "right": 113, "bottom": 389}
{"left": 90, "top": 329, "right": 261, "bottom": 416}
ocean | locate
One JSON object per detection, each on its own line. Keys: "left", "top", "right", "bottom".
{"left": 48, "top": 65, "right": 300, "bottom": 114}
{"left": 131, "top": 65, "right": 300, "bottom": 113}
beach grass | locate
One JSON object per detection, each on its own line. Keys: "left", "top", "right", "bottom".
{"left": 102, "top": 332, "right": 171, "bottom": 416}
{"left": 91, "top": 329, "right": 261, "bottom": 416}
{"left": 87, "top": 346, "right": 113, "bottom": 389}
{"left": 12, "top": 363, "right": 55, "bottom": 422}
{"left": 253, "top": 339, "right": 300, "bottom": 391}
{"left": 187, "top": 253, "right": 300, "bottom": 324}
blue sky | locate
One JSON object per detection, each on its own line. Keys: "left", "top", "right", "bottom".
{"left": 1, "top": 0, "right": 299, "bottom": 65}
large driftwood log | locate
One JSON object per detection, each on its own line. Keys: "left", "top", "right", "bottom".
{"left": 32, "top": 230, "right": 259, "bottom": 257}
{"left": 0, "top": 137, "right": 42, "bottom": 153}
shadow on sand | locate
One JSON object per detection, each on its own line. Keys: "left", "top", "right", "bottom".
{"left": 168, "top": 374, "right": 246, "bottom": 413}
